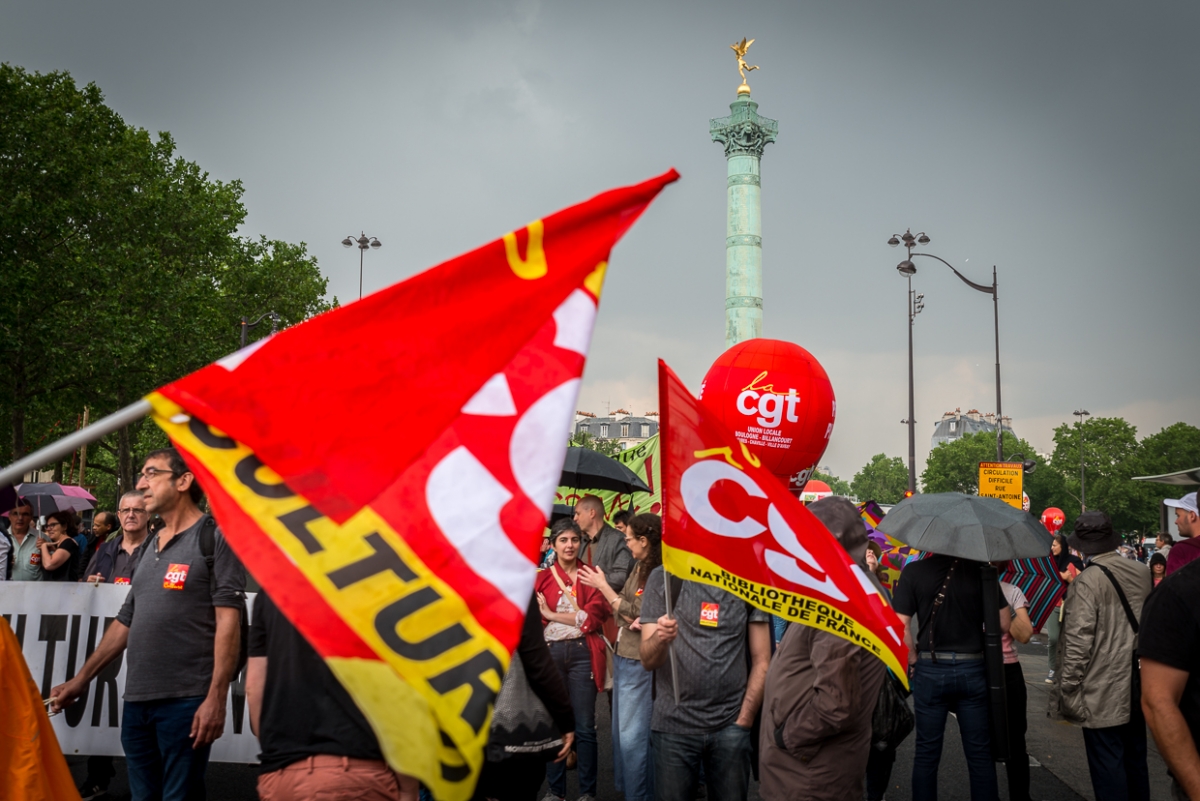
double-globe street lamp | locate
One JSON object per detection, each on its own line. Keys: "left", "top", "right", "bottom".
{"left": 342, "top": 232, "right": 382, "bottom": 300}
{"left": 889, "top": 229, "right": 1006, "bottom": 493}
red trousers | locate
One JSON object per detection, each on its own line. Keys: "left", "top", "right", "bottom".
{"left": 257, "top": 755, "right": 415, "bottom": 801}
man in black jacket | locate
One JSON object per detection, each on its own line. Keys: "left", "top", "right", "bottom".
{"left": 83, "top": 491, "right": 150, "bottom": 585}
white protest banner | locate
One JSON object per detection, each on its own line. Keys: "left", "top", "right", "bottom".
{"left": 0, "top": 582, "right": 260, "bottom": 763}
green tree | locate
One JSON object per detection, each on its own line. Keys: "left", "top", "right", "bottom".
{"left": 921, "top": 430, "right": 1072, "bottom": 516}
{"left": 1062, "top": 421, "right": 1200, "bottom": 536}
{"left": 0, "top": 65, "right": 333, "bottom": 504}
{"left": 851, "top": 454, "right": 908, "bottom": 504}
{"left": 811, "top": 469, "right": 852, "bottom": 497}
{"left": 1049, "top": 417, "right": 1144, "bottom": 533}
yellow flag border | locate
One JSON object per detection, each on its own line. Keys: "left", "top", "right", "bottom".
{"left": 663, "top": 543, "right": 909, "bottom": 688}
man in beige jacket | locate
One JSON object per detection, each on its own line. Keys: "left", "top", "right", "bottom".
{"left": 758, "top": 497, "right": 888, "bottom": 801}
{"left": 1057, "top": 511, "right": 1152, "bottom": 801}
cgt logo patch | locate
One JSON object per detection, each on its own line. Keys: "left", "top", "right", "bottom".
{"left": 163, "top": 563, "right": 190, "bottom": 590}
{"left": 700, "top": 602, "right": 720, "bottom": 628}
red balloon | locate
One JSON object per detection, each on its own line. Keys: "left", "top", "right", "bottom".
{"left": 1041, "top": 507, "right": 1066, "bottom": 534}
{"left": 698, "top": 338, "right": 836, "bottom": 482}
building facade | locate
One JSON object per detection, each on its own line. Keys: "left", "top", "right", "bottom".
{"left": 574, "top": 410, "right": 659, "bottom": 450}
{"left": 931, "top": 407, "right": 1015, "bottom": 450}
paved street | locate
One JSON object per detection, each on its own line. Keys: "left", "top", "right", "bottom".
{"left": 66, "top": 636, "right": 1175, "bottom": 801}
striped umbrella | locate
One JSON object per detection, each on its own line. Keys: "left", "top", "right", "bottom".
{"left": 1000, "top": 557, "right": 1066, "bottom": 631}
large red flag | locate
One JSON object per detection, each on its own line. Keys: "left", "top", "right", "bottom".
{"left": 658, "top": 359, "right": 908, "bottom": 684}
{"left": 145, "top": 170, "right": 677, "bottom": 801}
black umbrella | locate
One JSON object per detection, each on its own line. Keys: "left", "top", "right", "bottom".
{"left": 559, "top": 447, "right": 651, "bottom": 495}
{"left": 550, "top": 504, "right": 575, "bottom": 524}
{"left": 12, "top": 488, "right": 60, "bottom": 516}
{"left": 875, "top": 493, "right": 1053, "bottom": 562}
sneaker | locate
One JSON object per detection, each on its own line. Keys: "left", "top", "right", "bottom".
{"left": 578, "top": 796, "right": 598, "bottom": 801}
{"left": 1045, "top": 669, "right": 1055, "bottom": 684}
{"left": 539, "top": 795, "right": 564, "bottom": 801}
{"left": 78, "top": 785, "right": 107, "bottom": 801}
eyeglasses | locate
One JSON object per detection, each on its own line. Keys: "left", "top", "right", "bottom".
{"left": 118, "top": 508, "right": 148, "bottom": 516}
{"left": 10, "top": 510, "right": 32, "bottom": 517}
{"left": 43, "top": 521, "right": 62, "bottom": 529}
{"left": 138, "top": 467, "right": 181, "bottom": 481}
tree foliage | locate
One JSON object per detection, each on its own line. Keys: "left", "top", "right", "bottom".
{"left": 570, "top": 432, "right": 624, "bottom": 457}
{"left": 0, "top": 65, "right": 334, "bottom": 506}
{"left": 811, "top": 469, "right": 852, "bottom": 497}
{"left": 917, "top": 421, "right": 1199, "bottom": 537}
{"left": 851, "top": 454, "right": 908, "bottom": 505}
{"left": 921, "top": 430, "right": 1071, "bottom": 517}
{"left": 1050, "top": 419, "right": 1200, "bottom": 535}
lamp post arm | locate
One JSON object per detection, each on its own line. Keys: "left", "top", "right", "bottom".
{"left": 912, "top": 252, "right": 995, "bottom": 295}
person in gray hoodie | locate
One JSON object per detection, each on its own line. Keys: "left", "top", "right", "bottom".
{"left": 757, "top": 497, "right": 889, "bottom": 801}
{"left": 1055, "top": 511, "right": 1152, "bottom": 801}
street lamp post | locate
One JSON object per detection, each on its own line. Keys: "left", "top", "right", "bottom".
{"left": 1074, "top": 409, "right": 1090, "bottom": 512}
{"left": 342, "top": 232, "right": 383, "bottom": 300}
{"left": 890, "top": 232, "right": 927, "bottom": 494}
{"left": 891, "top": 229, "right": 1005, "bottom": 464}
{"left": 240, "top": 311, "right": 280, "bottom": 348}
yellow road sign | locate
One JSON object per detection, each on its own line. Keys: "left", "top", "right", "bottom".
{"left": 979, "top": 461, "right": 1024, "bottom": 509}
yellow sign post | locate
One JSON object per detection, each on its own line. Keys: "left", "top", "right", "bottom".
{"left": 978, "top": 461, "right": 1024, "bottom": 508}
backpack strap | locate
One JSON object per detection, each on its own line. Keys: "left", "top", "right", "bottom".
{"left": 198, "top": 516, "right": 218, "bottom": 598}
{"left": 1093, "top": 563, "right": 1139, "bottom": 634}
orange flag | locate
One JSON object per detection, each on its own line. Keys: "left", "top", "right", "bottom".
{"left": 145, "top": 170, "right": 677, "bottom": 800}
{"left": 0, "top": 617, "right": 82, "bottom": 801}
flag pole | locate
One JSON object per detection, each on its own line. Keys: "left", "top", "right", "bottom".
{"left": 662, "top": 569, "right": 681, "bottom": 707}
{"left": 0, "top": 400, "right": 152, "bottom": 487}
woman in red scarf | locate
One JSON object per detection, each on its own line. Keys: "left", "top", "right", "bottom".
{"left": 535, "top": 518, "right": 609, "bottom": 801}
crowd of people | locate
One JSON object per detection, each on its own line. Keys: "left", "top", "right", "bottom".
{"left": 4, "top": 453, "right": 1200, "bottom": 801}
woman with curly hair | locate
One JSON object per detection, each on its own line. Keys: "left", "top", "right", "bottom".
{"left": 580, "top": 513, "right": 662, "bottom": 801}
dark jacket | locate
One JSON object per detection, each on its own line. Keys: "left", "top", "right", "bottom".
{"left": 758, "top": 621, "right": 888, "bottom": 801}
{"left": 86, "top": 533, "right": 136, "bottom": 582}
{"left": 582, "top": 524, "right": 633, "bottom": 593}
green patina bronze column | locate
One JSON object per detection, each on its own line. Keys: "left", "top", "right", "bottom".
{"left": 711, "top": 38, "right": 777, "bottom": 347}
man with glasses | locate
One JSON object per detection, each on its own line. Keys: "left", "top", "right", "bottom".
{"left": 51, "top": 448, "right": 245, "bottom": 801}
{"left": 7, "top": 499, "right": 44, "bottom": 581}
{"left": 83, "top": 491, "right": 150, "bottom": 586}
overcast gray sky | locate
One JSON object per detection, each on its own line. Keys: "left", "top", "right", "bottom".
{"left": 4, "top": 0, "right": 1197, "bottom": 481}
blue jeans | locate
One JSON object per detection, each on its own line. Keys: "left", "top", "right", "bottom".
{"left": 911, "top": 660, "right": 997, "bottom": 801}
{"left": 545, "top": 639, "right": 597, "bottom": 798}
{"left": 1082, "top": 713, "right": 1150, "bottom": 801}
{"left": 121, "top": 696, "right": 211, "bottom": 801}
{"left": 612, "top": 654, "right": 654, "bottom": 801}
{"left": 652, "top": 724, "right": 752, "bottom": 801}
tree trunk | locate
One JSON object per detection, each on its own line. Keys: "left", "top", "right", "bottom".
{"left": 117, "top": 423, "right": 134, "bottom": 502}
{"left": 11, "top": 403, "right": 25, "bottom": 461}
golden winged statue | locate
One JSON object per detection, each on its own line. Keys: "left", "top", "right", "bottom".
{"left": 730, "top": 37, "right": 759, "bottom": 89}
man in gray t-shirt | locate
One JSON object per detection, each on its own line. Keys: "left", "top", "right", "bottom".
{"left": 641, "top": 567, "right": 771, "bottom": 801}
{"left": 52, "top": 448, "right": 245, "bottom": 800}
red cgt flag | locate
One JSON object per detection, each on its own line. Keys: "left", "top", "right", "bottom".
{"left": 144, "top": 170, "right": 677, "bottom": 801}
{"left": 658, "top": 359, "right": 909, "bottom": 684}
